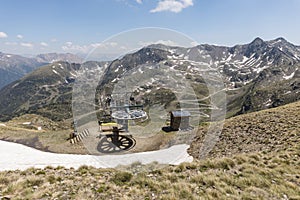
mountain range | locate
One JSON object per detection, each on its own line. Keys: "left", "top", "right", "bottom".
{"left": 0, "top": 37, "right": 299, "bottom": 122}
{"left": 0, "top": 52, "right": 83, "bottom": 89}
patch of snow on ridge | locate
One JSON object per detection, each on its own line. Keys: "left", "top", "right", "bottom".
{"left": 253, "top": 65, "right": 269, "bottom": 73}
{"left": 241, "top": 56, "right": 248, "bottom": 63}
{"left": 225, "top": 54, "right": 233, "bottom": 62}
{"left": 70, "top": 72, "right": 77, "bottom": 77}
{"left": 283, "top": 72, "right": 295, "bottom": 80}
{"left": 138, "top": 68, "right": 144, "bottom": 74}
{"left": 58, "top": 63, "right": 63, "bottom": 69}
{"left": 265, "top": 99, "right": 272, "bottom": 107}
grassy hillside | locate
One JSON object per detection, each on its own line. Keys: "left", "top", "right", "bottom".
{"left": 0, "top": 142, "right": 299, "bottom": 199}
{"left": 0, "top": 114, "right": 88, "bottom": 154}
{"left": 0, "top": 62, "right": 80, "bottom": 122}
{"left": 189, "top": 100, "right": 300, "bottom": 159}
{"left": 0, "top": 101, "right": 299, "bottom": 199}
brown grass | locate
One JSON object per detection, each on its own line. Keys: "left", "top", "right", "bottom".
{"left": 0, "top": 142, "right": 299, "bottom": 199}
{"left": 189, "top": 100, "right": 300, "bottom": 159}
{"left": 0, "top": 101, "right": 299, "bottom": 199}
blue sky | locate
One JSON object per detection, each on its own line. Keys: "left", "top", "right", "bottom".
{"left": 0, "top": 0, "right": 300, "bottom": 55}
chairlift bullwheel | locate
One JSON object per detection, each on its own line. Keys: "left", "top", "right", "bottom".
{"left": 97, "top": 134, "right": 136, "bottom": 153}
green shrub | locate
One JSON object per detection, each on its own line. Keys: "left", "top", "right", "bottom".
{"left": 96, "top": 184, "right": 110, "bottom": 193}
{"left": 111, "top": 171, "right": 133, "bottom": 185}
{"left": 47, "top": 175, "right": 56, "bottom": 184}
{"left": 26, "top": 178, "right": 44, "bottom": 187}
{"left": 35, "top": 170, "right": 46, "bottom": 175}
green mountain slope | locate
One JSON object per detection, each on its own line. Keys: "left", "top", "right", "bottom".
{"left": 0, "top": 62, "right": 80, "bottom": 121}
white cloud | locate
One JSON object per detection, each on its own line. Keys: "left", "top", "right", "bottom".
{"left": 120, "top": 46, "right": 128, "bottom": 50}
{"left": 0, "top": 32, "right": 8, "bottom": 38}
{"left": 20, "top": 42, "right": 33, "bottom": 48}
{"left": 5, "top": 42, "right": 17, "bottom": 46}
{"left": 139, "top": 39, "right": 178, "bottom": 47}
{"left": 150, "top": 0, "right": 193, "bottom": 13}
{"left": 62, "top": 41, "right": 119, "bottom": 53}
{"left": 65, "top": 41, "right": 73, "bottom": 46}
{"left": 136, "top": 0, "right": 142, "bottom": 4}
{"left": 40, "top": 42, "right": 48, "bottom": 47}
{"left": 190, "top": 41, "right": 199, "bottom": 46}
{"left": 17, "top": 34, "right": 23, "bottom": 39}
{"left": 62, "top": 42, "right": 93, "bottom": 53}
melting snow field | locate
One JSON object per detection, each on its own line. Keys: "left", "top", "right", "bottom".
{"left": 0, "top": 140, "right": 192, "bottom": 171}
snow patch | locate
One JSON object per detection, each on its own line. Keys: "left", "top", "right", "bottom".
{"left": 283, "top": 72, "right": 295, "bottom": 80}
{"left": 168, "top": 49, "right": 176, "bottom": 54}
{"left": 58, "top": 63, "right": 63, "bottom": 69}
{"left": 70, "top": 72, "right": 77, "bottom": 77}
{"left": 0, "top": 140, "right": 192, "bottom": 171}
{"left": 241, "top": 56, "right": 248, "bottom": 63}
{"left": 226, "top": 87, "right": 240, "bottom": 91}
{"left": 52, "top": 69, "right": 59, "bottom": 75}
{"left": 245, "top": 57, "right": 257, "bottom": 66}
{"left": 138, "top": 68, "right": 144, "bottom": 74}
{"left": 265, "top": 99, "right": 272, "bottom": 107}
{"left": 243, "top": 80, "right": 252, "bottom": 85}
{"left": 225, "top": 54, "right": 233, "bottom": 62}
{"left": 112, "top": 78, "right": 119, "bottom": 83}
{"left": 254, "top": 65, "right": 269, "bottom": 73}
{"left": 284, "top": 91, "right": 291, "bottom": 95}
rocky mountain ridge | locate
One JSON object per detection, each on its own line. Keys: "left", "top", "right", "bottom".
{"left": 95, "top": 37, "right": 299, "bottom": 118}
{"left": 0, "top": 37, "right": 299, "bottom": 122}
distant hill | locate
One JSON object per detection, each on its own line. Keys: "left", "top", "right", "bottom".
{"left": 0, "top": 52, "right": 47, "bottom": 90}
{"left": 36, "top": 53, "right": 83, "bottom": 64}
{"left": 0, "top": 62, "right": 80, "bottom": 121}
{"left": 0, "top": 52, "right": 82, "bottom": 89}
